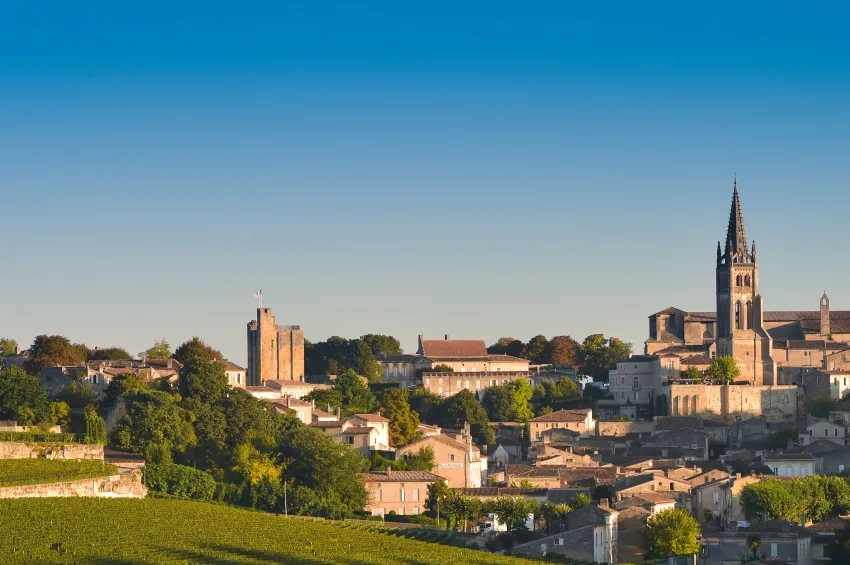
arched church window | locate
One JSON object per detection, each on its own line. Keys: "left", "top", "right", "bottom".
{"left": 744, "top": 274, "right": 751, "bottom": 287}
{"left": 735, "top": 301, "right": 743, "bottom": 330}
{"left": 736, "top": 275, "right": 742, "bottom": 286}
{"left": 746, "top": 301, "right": 753, "bottom": 329}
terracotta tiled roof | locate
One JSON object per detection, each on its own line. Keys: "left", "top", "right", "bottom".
{"left": 353, "top": 413, "right": 390, "bottom": 423}
{"left": 311, "top": 409, "right": 337, "bottom": 419}
{"left": 266, "top": 379, "right": 329, "bottom": 388}
{"left": 531, "top": 409, "right": 591, "bottom": 423}
{"left": 452, "top": 487, "right": 548, "bottom": 497}
{"left": 359, "top": 471, "right": 443, "bottom": 483}
{"left": 653, "top": 345, "right": 709, "bottom": 356}
{"left": 308, "top": 421, "right": 343, "bottom": 429}
{"left": 342, "top": 426, "right": 375, "bottom": 435}
{"left": 681, "top": 355, "right": 712, "bottom": 365}
{"left": 486, "top": 354, "right": 529, "bottom": 363}
{"left": 761, "top": 451, "right": 815, "bottom": 461}
{"left": 246, "top": 386, "right": 276, "bottom": 393}
{"left": 420, "top": 339, "right": 487, "bottom": 358}
{"left": 807, "top": 517, "right": 850, "bottom": 533}
{"left": 224, "top": 361, "right": 246, "bottom": 371}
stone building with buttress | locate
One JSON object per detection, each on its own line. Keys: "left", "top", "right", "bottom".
{"left": 247, "top": 308, "right": 305, "bottom": 386}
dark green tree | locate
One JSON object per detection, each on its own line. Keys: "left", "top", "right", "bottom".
{"left": 112, "top": 390, "right": 197, "bottom": 460}
{"left": 87, "top": 347, "right": 132, "bottom": 361}
{"left": 807, "top": 396, "right": 837, "bottom": 418}
{"left": 24, "top": 335, "right": 88, "bottom": 375}
{"left": 379, "top": 388, "right": 421, "bottom": 447}
{"left": 485, "top": 496, "right": 538, "bottom": 532}
{"left": 522, "top": 335, "right": 549, "bottom": 363}
{"left": 575, "top": 334, "right": 633, "bottom": 381}
{"left": 408, "top": 388, "right": 444, "bottom": 424}
{"left": 173, "top": 337, "right": 223, "bottom": 364}
{"left": 83, "top": 405, "right": 107, "bottom": 443}
{"left": 488, "top": 338, "right": 526, "bottom": 358}
{"left": 352, "top": 339, "right": 382, "bottom": 383}
{"left": 335, "top": 369, "right": 377, "bottom": 415}
{"left": 439, "top": 389, "right": 489, "bottom": 428}
{"left": 681, "top": 367, "right": 701, "bottom": 381}
{"left": 426, "top": 478, "right": 451, "bottom": 515}
{"left": 360, "top": 334, "right": 402, "bottom": 357}
{"left": 531, "top": 377, "right": 580, "bottom": 413}
{"left": 279, "top": 426, "right": 368, "bottom": 518}
{"left": 0, "top": 366, "right": 51, "bottom": 425}
{"left": 303, "top": 388, "right": 343, "bottom": 413}
{"left": 829, "top": 525, "right": 850, "bottom": 563}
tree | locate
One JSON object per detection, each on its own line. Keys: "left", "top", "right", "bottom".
{"left": 303, "top": 388, "right": 343, "bottom": 413}
{"left": 379, "top": 388, "right": 421, "bottom": 447}
{"left": 0, "top": 338, "right": 18, "bottom": 357}
{"left": 408, "top": 388, "right": 444, "bottom": 425}
{"left": 139, "top": 339, "right": 172, "bottom": 359}
{"left": 522, "top": 335, "right": 549, "bottom": 363}
{"left": 488, "top": 338, "right": 525, "bottom": 358}
{"left": 575, "top": 334, "right": 633, "bottom": 381}
{"left": 741, "top": 476, "right": 850, "bottom": 523}
{"left": 84, "top": 405, "right": 107, "bottom": 444}
{"left": 178, "top": 357, "right": 228, "bottom": 404}
{"left": 279, "top": 426, "right": 368, "bottom": 518}
{"left": 352, "top": 340, "right": 382, "bottom": 383}
{"left": 429, "top": 364, "right": 454, "bottom": 373}
{"left": 645, "top": 508, "right": 701, "bottom": 557}
{"left": 87, "top": 347, "right": 132, "bottom": 361}
{"left": 485, "top": 496, "right": 538, "bottom": 532}
{"left": 401, "top": 446, "right": 435, "bottom": 471}
{"left": 0, "top": 366, "right": 51, "bottom": 425}
{"left": 829, "top": 525, "right": 850, "bottom": 563}
{"left": 807, "top": 396, "right": 837, "bottom": 419}
{"left": 548, "top": 335, "right": 578, "bottom": 367}
{"left": 531, "top": 378, "right": 580, "bottom": 414}
{"left": 483, "top": 380, "right": 534, "bottom": 422}
{"left": 439, "top": 389, "right": 489, "bottom": 428}
{"left": 706, "top": 356, "right": 740, "bottom": 385}
{"left": 571, "top": 493, "right": 591, "bottom": 508}
{"left": 426, "top": 478, "right": 451, "bottom": 516}
{"left": 360, "top": 334, "right": 402, "bottom": 357}
{"left": 24, "top": 335, "right": 88, "bottom": 375}
{"left": 51, "top": 401, "right": 71, "bottom": 427}
{"left": 335, "top": 369, "right": 377, "bottom": 415}
{"left": 767, "top": 429, "right": 799, "bottom": 450}
{"left": 173, "top": 337, "right": 223, "bottom": 364}
{"left": 540, "top": 502, "right": 572, "bottom": 531}
{"left": 681, "top": 367, "right": 701, "bottom": 381}
{"left": 112, "top": 390, "right": 197, "bottom": 460}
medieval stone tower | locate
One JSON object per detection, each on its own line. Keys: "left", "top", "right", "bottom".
{"left": 246, "top": 308, "right": 305, "bottom": 386}
{"left": 715, "top": 180, "right": 776, "bottom": 385}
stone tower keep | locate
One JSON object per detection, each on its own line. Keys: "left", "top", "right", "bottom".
{"left": 247, "top": 308, "right": 305, "bottom": 386}
{"left": 715, "top": 179, "right": 776, "bottom": 385}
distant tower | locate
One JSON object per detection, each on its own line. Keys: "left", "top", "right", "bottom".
{"left": 821, "top": 292, "right": 831, "bottom": 338}
{"left": 715, "top": 179, "right": 775, "bottom": 384}
{"left": 247, "top": 308, "right": 305, "bottom": 386}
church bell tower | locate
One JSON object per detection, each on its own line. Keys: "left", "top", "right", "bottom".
{"left": 715, "top": 178, "right": 775, "bottom": 384}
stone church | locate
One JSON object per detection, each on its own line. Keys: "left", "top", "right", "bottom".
{"left": 645, "top": 181, "right": 850, "bottom": 385}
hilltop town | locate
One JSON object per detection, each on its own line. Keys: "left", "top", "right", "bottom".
{"left": 2, "top": 183, "right": 849, "bottom": 564}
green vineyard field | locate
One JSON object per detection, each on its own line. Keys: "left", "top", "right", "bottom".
{"left": 0, "top": 459, "right": 118, "bottom": 488}
{"left": 0, "top": 498, "right": 542, "bottom": 564}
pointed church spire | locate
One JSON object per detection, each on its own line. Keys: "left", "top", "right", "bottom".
{"left": 717, "top": 241, "right": 722, "bottom": 265}
{"left": 725, "top": 176, "right": 748, "bottom": 257}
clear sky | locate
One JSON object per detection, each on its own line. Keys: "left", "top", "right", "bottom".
{"left": 3, "top": 2, "right": 850, "bottom": 365}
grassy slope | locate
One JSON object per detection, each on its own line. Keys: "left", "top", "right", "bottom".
{"left": 0, "top": 459, "right": 118, "bottom": 488}
{"left": 0, "top": 498, "right": 541, "bottom": 564}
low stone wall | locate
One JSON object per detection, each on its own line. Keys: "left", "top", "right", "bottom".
{"left": 0, "top": 472, "right": 147, "bottom": 499}
{"left": 0, "top": 442, "right": 104, "bottom": 460}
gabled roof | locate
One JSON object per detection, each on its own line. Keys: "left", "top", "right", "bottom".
{"left": 353, "top": 413, "right": 390, "bottom": 423}
{"left": 359, "top": 470, "right": 443, "bottom": 483}
{"left": 419, "top": 339, "right": 487, "bottom": 358}
{"left": 530, "top": 409, "right": 591, "bottom": 423}
{"left": 224, "top": 361, "right": 246, "bottom": 372}
{"left": 341, "top": 426, "right": 375, "bottom": 435}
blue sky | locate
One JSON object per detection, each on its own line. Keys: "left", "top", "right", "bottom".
{"left": 3, "top": 2, "right": 850, "bottom": 365}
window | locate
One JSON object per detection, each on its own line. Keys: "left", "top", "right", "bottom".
{"left": 414, "top": 506, "right": 420, "bottom": 515}
{"left": 399, "top": 507, "right": 405, "bottom": 516}
{"left": 414, "top": 488, "right": 420, "bottom": 501}
{"left": 450, "top": 454, "right": 455, "bottom": 462}
{"left": 536, "top": 432, "right": 542, "bottom": 440}
{"left": 746, "top": 301, "right": 753, "bottom": 329}
{"left": 400, "top": 485, "right": 405, "bottom": 502}
{"left": 347, "top": 437, "right": 354, "bottom": 445}
{"left": 744, "top": 274, "right": 751, "bottom": 287}
{"left": 713, "top": 492, "right": 719, "bottom": 504}
{"left": 770, "top": 543, "right": 778, "bottom": 558}
{"left": 736, "top": 275, "right": 742, "bottom": 286}
{"left": 236, "top": 373, "right": 241, "bottom": 385}
{"left": 554, "top": 537, "right": 564, "bottom": 546}
{"left": 735, "top": 301, "right": 743, "bottom": 330}
{"left": 377, "top": 489, "right": 382, "bottom": 502}
{"left": 670, "top": 482, "right": 674, "bottom": 490}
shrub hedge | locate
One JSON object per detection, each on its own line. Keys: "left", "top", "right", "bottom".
{"left": 144, "top": 463, "right": 217, "bottom": 501}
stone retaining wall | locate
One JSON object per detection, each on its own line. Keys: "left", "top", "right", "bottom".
{"left": 0, "top": 472, "right": 147, "bottom": 499}
{"left": 0, "top": 442, "right": 104, "bottom": 460}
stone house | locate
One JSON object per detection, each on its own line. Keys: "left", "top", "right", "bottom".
{"left": 396, "top": 434, "right": 484, "bottom": 488}
{"left": 420, "top": 371, "right": 531, "bottom": 399}
{"left": 514, "top": 501, "right": 618, "bottom": 563}
{"left": 613, "top": 491, "right": 676, "bottom": 514}
{"left": 376, "top": 354, "right": 429, "bottom": 389}
{"left": 802, "top": 440, "right": 850, "bottom": 475}
{"left": 799, "top": 419, "right": 845, "bottom": 447}
{"left": 348, "top": 414, "right": 390, "bottom": 449}
{"left": 693, "top": 478, "right": 731, "bottom": 521}
{"left": 761, "top": 452, "right": 816, "bottom": 477}
{"left": 483, "top": 444, "right": 510, "bottom": 472}
{"left": 359, "top": 469, "right": 441, "bottom": 517}
{"left": 806, "top": 516, "right": 849, "bottom": 565}
{"left": 613, "top": 472, "right": 693, "bottom": 501}
{"left": 702, "top": 520, "right": 813, "bottom": 565}
{"left": 225, "top": 361, "right": 247, "bottom": 388}
{"left": 416, "top": 336, "right": 530, "bottom": 373}
{"left": 530, "top": 409, "right": 595, "bottom": 440}
{"left": 269, "top": 396, "right": 312, "bottom": 424}
{"left": 607, "top": 355, "right": 660, "bottom": 419}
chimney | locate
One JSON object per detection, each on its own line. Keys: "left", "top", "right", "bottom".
{"left": 417, "top": 335, "right": 424, "bottom": 354}
{"left": 386, "top": 465, "right": 391, "bottom": 476}
{"left": 445, "top": 334, "right": 450, "bottom": 341}
{"left": 336, "top": 406, "right": 341, "bottom": 418}
{"left": 166, "top": 359, "right": 173, "bottom": 369}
